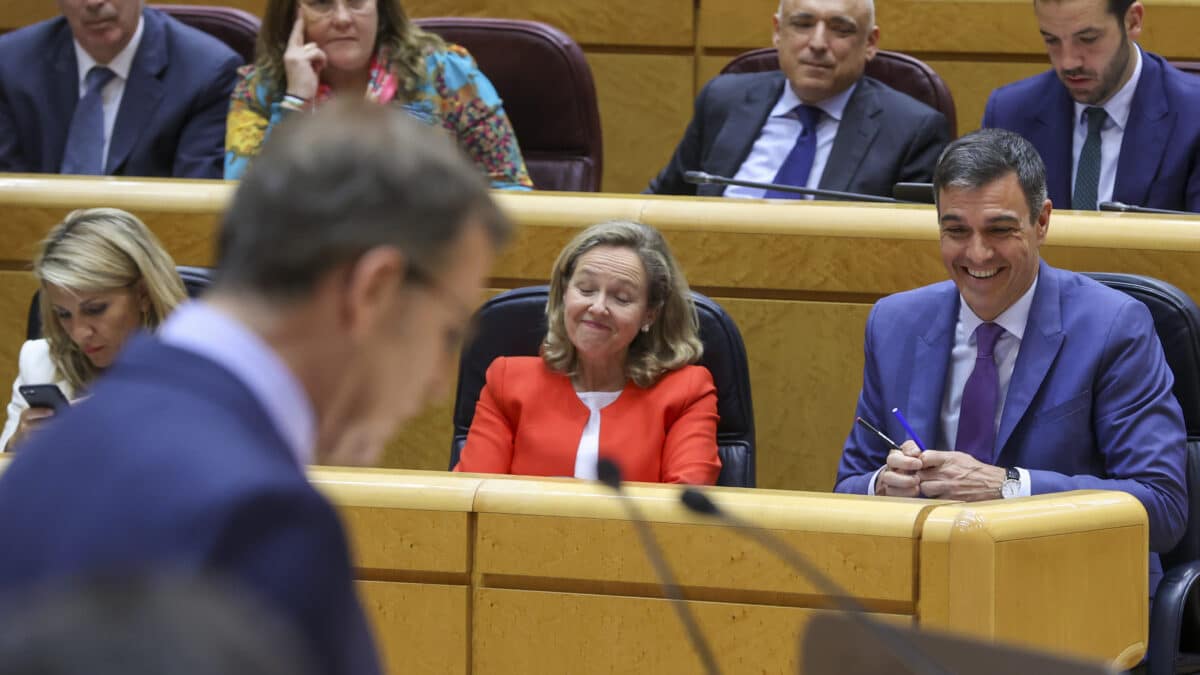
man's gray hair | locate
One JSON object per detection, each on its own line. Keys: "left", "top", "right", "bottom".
{"left": 776, "top": 0, "right": 875, "bottom": 26}
{"left": 214, "top": 99, "right": 510, "bottom": 301}
{"left": 932, "top": 128, "right": 1049, "bottom": 222}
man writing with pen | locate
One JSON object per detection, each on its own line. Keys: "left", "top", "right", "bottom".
{"left": 834, "top": 128, "right": 1186, "bottom": 594}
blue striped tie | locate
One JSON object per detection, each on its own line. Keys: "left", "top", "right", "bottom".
{"left": 61, "top": 66, "right": 116, "bottom": 175}
{"left": 1071, "top": 107, "right": 1107, "bottom": 210}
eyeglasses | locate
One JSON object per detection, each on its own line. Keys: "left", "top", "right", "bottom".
{"left": 299, "top": 0, "right": 374, "bottom": 16}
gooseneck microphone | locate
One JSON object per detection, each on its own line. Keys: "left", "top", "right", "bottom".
{"left": 1098, "top": 201, "right": 1197, "bottom": 216}
{"left": 680, "top": 488, "right": 952, "bottom": 675}
{"left": 596, "top": 459, "right": 722, "bottom": 675}
{"left": 682, "top": 170, "right": 909, "bottom": 203}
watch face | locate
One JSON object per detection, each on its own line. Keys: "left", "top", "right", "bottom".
{"left": 1001, "top": 480, "right": 1021, "bottom": 498}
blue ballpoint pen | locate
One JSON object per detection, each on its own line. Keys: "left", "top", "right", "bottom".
{"left": 890, "top": 407, "right": 927, "bottom": 451}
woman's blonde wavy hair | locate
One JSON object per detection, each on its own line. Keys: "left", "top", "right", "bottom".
{"left": 543, "top": 221, "right": 703, "bottom": 388}
{"left": 256, "top": 0, "right": 445, "bottom": 100}
{"left": 34, "top": 209, "right": 187, "bottom": 392}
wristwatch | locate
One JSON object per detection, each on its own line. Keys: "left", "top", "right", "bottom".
{"left": 1000, "top": 467, "right": 1022, "bottom": 499}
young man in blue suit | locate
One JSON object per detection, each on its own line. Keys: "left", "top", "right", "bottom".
{"left": 0, "top": 0, "right": 240, "bottom": 178}
{"left": 0, "top": 100, "right": 510, "bottom": 675}
{"left": 836, "top": 129, "right": 1187, "bottom": 592}
{"left": 646, "top": 0, "right": 950, "bottom": 200}
{"left": 982, "top": 0, "right": 1200, "bottom": 212}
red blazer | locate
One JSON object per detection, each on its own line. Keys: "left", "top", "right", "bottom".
{"left": 455, "top": 356, "right": 721, "bottom": 484}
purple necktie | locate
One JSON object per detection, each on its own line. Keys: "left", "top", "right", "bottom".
{"left": 955, "top": 322, "right": 1005, "bottom": 462}
{"left": 764, "top": 104, "right": 823, "bottom": 199}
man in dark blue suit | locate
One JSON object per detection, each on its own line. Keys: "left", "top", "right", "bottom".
{"left": 0, "top": 100, "right": 511, "bottom": 675}
{"left": 647, "top": 0, "right": 950, "bottom": 199}
{"left": 835, "top": 129, "right": 1186, "bottom": 592}
{"left": 982, "top": 0, "right": 1200, "bottom": 212}
{"left": 0, "top": 0, "right": 239, "bottom": 178}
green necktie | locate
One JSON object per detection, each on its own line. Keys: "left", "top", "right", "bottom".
{"left": 1071, "top": 106, "right": 1107, "bottom": 210}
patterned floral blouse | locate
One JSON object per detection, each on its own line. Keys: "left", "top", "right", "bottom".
{"left": 224, "top": 43, "right": 533, "bottom": 190}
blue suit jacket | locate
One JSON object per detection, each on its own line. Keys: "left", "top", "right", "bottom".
{"left": 0, "top": 8, "right": 239, "bottom": 178}
{"left": 835, "top": 262, "right": 1187, "bottom": 585}
{"left": 647, "top": 72, "right": 951, "bottom": 198}
{"left": 0, "top": 336, "right": 381, "bottom": 675}
{"left": 982, "top": 50, "right": 1200, "bottom": 212}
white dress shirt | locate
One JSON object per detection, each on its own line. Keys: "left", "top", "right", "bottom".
{"left": 71, "top": 15, "right": 144, "bottom": 171}
{"left": 725, "top": 82, "right": 858, "bottom": 199}
{"left": 869, "top": 277, "right": 1039, "bottom": 497}
{"left": 572, "top": 390, "right": 622, "bottom": 480}
{"left": 1070, "top": 44, "right": 1143, "bottom": 206}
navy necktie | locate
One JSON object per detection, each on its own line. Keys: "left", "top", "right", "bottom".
{"left": 955, "top": 322, "right": 1005, "bottom": 462}
{"left": 61, "top": 66, "right": 117, "bottom": 175}
{"left": 1071, "top": 106, "right": 1107, "bottom": 210}
{"left": 765, "top": 104, "right": 823, "bottom": 199}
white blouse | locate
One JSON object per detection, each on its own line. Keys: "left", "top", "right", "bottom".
{"left": 572, "top": 390, "right": 623, "bottom": 479}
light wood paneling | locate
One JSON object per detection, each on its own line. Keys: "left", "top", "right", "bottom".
{"left": 923, "top": 59, "right": 1050, "bottom": 136}
{"left": 358, "top": 581, "right": 470, "bottom": 675}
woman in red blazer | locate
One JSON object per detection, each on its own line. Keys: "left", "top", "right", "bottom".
{"left": 455, "top": 221, "right": 721, "bottom": 484}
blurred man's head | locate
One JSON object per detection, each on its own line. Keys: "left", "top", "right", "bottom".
{"left": 214, "top": 99, "right": 510, "bottom": 466}
{"left": 773, "top": 0, "right": 879, "bottom": 103}
{"left": 933, "top": 129, "right": 1051, "bottom": 321}
{"left": 1034, "top": 0, "right": 1143, "bottom": 105}
{"left": 58, "top": 0, "right": 144, "bottom": 64}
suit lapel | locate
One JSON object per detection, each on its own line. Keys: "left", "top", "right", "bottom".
{"left": 1114, "top": 51, "right": 1170, "bottom": 208}
{"left": 1032, "top": 83, "right": 1075, "bottom": 207}
{"left": 906, "top": 286, "right": 958, "bottom": 449}
{"left": 106, "top": 9, "right": 167, "bottom": 175}
{"left": 49, "top": 24, "right": 80, "bottom": 171}
{"left": 819, "top": 78, "right": 880, "bottom": 192}
{"left": 702, "top": 74, "right": 784, "bottom": 196}
{"left": 995, "top": 261, "right": 1065, "bottom": 459}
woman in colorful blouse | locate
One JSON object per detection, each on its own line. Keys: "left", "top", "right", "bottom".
{"left": 225, "top": 0, "right": 532, "bottom": 190}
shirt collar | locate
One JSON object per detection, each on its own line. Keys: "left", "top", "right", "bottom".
{"left": 958, "top": 273, "right": 1039, "bottom": 342}
{"left": 1072, "top": 42, "right": 1142, "bottom": 132}
{"left": 158, "top": 301, "right": 316, "bottom": 467}
{"left": 73, "top": 13, "right": 144, "bottom": 84}
{"left": 771, "top": 79, "right": 859, "bottom": 122}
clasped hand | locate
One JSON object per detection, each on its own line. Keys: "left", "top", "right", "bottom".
{"left": 875, "top": 441, "right": 1007, "bottom": 501}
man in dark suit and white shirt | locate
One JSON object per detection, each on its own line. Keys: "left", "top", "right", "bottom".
{"left": 0, "top": 100, "right": 510, "bottom": 675}
{"left": 0, "top": 0, "right": 239, "bottom": 178}
{"left": 647, "top": 0, "right": 951, "bottom": 199}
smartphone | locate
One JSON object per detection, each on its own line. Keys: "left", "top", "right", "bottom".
{"left": 19, "top": 384, "right": 70, "bottom": 413}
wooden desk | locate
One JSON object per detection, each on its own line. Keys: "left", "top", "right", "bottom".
{"left": 1, "top": 176, "right": 1198, "bottom": 491}
{"left": 309, "top": 468, "right": 1149, "bottom": 673}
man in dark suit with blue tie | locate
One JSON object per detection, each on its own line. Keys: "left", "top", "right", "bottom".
{"left": 0, "top": 100, "right": 511, "bottom": 675}
{"left": 836, "top": 129, "right": 1186, "bottom": 593}
{"left": 982, "top": 0, "right": 1200, "bottom": 212}
{"left": 0, "top": 0, "right": 239, "bottom": 178}
{"left": 647, "top": 0, "right": 951, "bottom": 199}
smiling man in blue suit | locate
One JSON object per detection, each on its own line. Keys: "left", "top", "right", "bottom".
{"left": 0, "top": 101, "right": 510, "bottom": 675}
{"left": 0, "top": 0, "right": 239, "bottom": 178}
{"left": 982, "top": 0, "right": 1200, "bottom": 212}
{"left": 835, "top": 129, "right": 1187, "bottom": 593}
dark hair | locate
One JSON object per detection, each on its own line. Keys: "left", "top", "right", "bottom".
{"left": 1034, "top": 0, "right": 1136, "bottom": 23}
{"left": 255, "top": 0, "right": 444, "bottom": 99}
{"left": 0, "top": 574, "right": 314, "bottom": 675}
{"left": 214, "top": 98, "right": 510, "bottom": 301}
{"left": 932, "top": 128, "right": 1048, "bottom": 222}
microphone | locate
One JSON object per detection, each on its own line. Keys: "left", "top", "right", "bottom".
{"left": 680, "top": 489, "right": 952, "bottom": 675}
{"left": 1098, "top": 201, "right": 1196, "bottom": 216}
{"left": 892, "top": 182, "right": 936, "bottom": 204}
{"left": 683, "top": 170, "right": 909, "bottom": 204}
{"left": 596, "top": 459, "right": 722, "bottom": 675}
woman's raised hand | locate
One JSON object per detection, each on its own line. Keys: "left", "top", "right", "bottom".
{"left": 283, "top": 15, "right": 326, "bottom": 101}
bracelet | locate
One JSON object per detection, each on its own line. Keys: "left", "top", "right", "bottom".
{"left": 281, "top": 93, "right": 310, "bottom": 112}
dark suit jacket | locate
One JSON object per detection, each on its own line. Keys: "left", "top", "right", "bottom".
{"left": 0, "top": 335, "right": 381, "bottom": 675}
{"left": 646, "top": 71, "right": 951, "bottom": 198}
{"left": 835, "top": 261, "right": 1188, "bottom": 590}
{"left": 982, "top": 50, "right": 1200, "bottom": 212}
{"left": 0, "top": 8, "right": 239, "bottom": 178}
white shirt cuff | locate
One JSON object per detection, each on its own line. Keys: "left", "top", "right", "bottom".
{"left": 867, "top": 466, "right": 884, "bottom": 495}
{"left": 1016, "top": 467, "right": 1031, "bottom": 497}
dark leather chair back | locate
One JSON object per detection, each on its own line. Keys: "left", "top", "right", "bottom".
{"left": 414, "top": 18, "right": 603, "bottom": 192}
{"left": 150, "top": 4, "right": 260, "bottom": 64}
{"left": 26, "top": 266, "right": 212, "bottom": 341}
{"left": 450, "top": 286, "right": 756, "bottom": 487}
{"left": 720, "top": 48, "right": 958, "bottom": 136}
{"left": 1084, "top": 273, "right": 1200, "bottom": 675}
